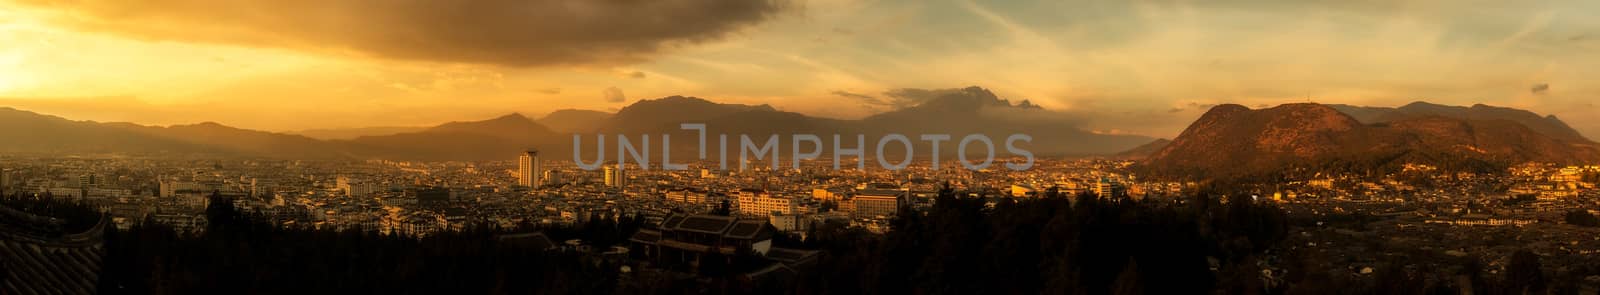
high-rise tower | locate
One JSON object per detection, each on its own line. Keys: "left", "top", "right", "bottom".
{"left": 518, "top": 149, "right": 540, "bottom": 187}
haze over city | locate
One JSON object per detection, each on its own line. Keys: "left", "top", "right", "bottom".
{"left": 2, "top": 0, "right": 1599, "bottom": 139}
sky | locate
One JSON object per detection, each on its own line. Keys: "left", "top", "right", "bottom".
{"left": 0, "top": 0, "right": 1597, "bottom": 139}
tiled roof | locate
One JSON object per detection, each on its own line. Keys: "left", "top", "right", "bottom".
{"left": 741, "top": 262, "right": 796, "bottom": 281}
{"left": 725, "top": 221, "right": 764, "bottom": 239}
{"left": 628, "top": 229, "right": 661, "bottom": 244}
{"left": 673, "top": 215, "right": 735, "bottom": 234}
{"left": 0, "top": 206, "right": 106, "bottom": 295}
{"left": 765, "top": 247, "right": 821, "bottom": 266}
{"left": 662, "top": 215, "right": 687, "bottom": 229}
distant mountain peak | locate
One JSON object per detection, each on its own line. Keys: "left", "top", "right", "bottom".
{"left": 0, "top": 107, "right": 64, "bottom": 121}
{"left": 539, "top": 109, "right": 613, "bottom": 133}
{"left": 1200, "top": 103, "right": 1251, "bottom": 117}
{"left": 425, "top": 112, "right": 549, "bottom": 136}
{"left": 1145, "top": 102, "right": 1600, "bottom": 180}
{"left": 543, "top": 109, "right": 610, "bottom": 117}
{"left": 488, "top": 113, "right": 531, "bottom": 121}
{"left": 1331, "top": 101, "right": 1591, "bottom": 143}
{"left": 636, "top": 95, "right": 776, "bottom": 110}
{"left": 655, "top": 95, "right": 707, "bottom": 103}
{"left": 187, "top": 121, "right": 230, "bottom": 128}
{"left": 1403, "top": 101, "right": 1444, "bottom": 108}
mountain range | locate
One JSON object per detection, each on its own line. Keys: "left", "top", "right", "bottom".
{"left": 10, "top": 92, "right": 1590, "bottom": 173}
{"left": 0, "top": 87, "right": 1153, "bottom": 161}
{"left": 1138, "top": 102, "right": 1600, "bottom": 181}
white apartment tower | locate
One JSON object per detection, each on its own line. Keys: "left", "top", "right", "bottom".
{"left": 518, "top": 149, "right": 541, "bottom": 187}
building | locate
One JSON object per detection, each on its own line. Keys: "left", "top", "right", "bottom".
{"left": 666, "top": 188, "right": 725, "bottom": 212}
{"left": 336, "top": 176, "right": 373, "bottom": 197}
{"left": 76, "top": 174, "right": 98, "bottom": 189}
{"left": 47, "top": 187, "right": 84, "bottom": 199}
{"left": 1094, "top": 177, "right": 1126, "bottom": 198}
{"left": 250, "top": 178, "right": 275, "bottom": 197}
{"left": 736, "top": 189, "right": 807, "bottom": 217}
{"left": 412, "top": 187, "right": 451, "bottom": 207}
{"left": 159, "top": 180, "right": 206, "bottom": 198}
{"left": 1010, "top": 184, "right": 1036, "bottom": 198}
{"left": 518, "top": 149, "right": 541, "bottom": 187}
{"left": 768, "top": 213, "right": 811, "bottom": 233}
{"left": 700, "top": 168, "right": 726, "bottom": 179}
{"left": 542, "top": 169, "right": 563, "bottom": 186}
{"left": 852, "top": 188, "right": 906, "bottom": 219}
{"left": 629, "top": 214, "right": 774, "bottom": 270}
{"left": 604, "top": 165, "right": 626, "bottom": 188}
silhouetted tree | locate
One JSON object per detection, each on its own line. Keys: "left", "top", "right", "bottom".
{"left": 713, "top": 199, "right": 732, "bottom": 216}
{"left": 1565, "top": 210, "right": 1599, "bottom": 227}
{"left": 1505, "top": 250, "right": 1545, "bottom": 295}
{"left": 1112, "top": 258, "right": 1144, "bottom": 295}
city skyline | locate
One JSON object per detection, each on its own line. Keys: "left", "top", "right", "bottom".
{"left": 0, "top": 0, "right": 1598, "bottom": 139}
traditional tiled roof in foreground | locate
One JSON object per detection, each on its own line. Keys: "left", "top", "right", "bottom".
{"left": 0, "top": 205, "right": 108, "bottom": 295}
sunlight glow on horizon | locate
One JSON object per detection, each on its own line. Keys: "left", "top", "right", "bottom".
{"left": 0, "top": 0, "right": 1596, "bottom": 139}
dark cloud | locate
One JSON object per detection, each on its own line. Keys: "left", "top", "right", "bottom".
{"left": 1015, "top": 99, "right": 1041, "bottom": 109}
{"left": 603, "top": 87, "right": 626, "bottom": 103}
{"left": 535, "top": 88, "right": 562, "bottom": 95}
{"left": 1166, "top": 102, "right": 1218, "bottom": 113}
{"left": 878, "top": 86, "right": 1090, "bottom": 127}
{"left": 831, "top": 90, "right": 879, "bottom": 104}
{"left": 878, "top": 87, "right": 1043, "bottom": 110}
{"left": 1531, "top": 83, "right": 1550, "bottom": 95}
{"left": 878, "top": 88, "right": 963, "bottom": 108}
{"left": 12, "top": 0, "right": 789, "bottom": 67}
{"left": 621, "top": 71, "right": 647, "bottom": 79}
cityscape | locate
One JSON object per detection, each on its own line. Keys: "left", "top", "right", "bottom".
{"left": 2, "top": 0, "right": 1600, "bottom": 294}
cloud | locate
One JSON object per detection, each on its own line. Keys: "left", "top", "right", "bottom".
{"left": 616, "top": 71, "right": 647, "bottom": 79}
{"left": 536, "top": 88, "right": 562, "bottom": 95}
{"left": 1531, "top": 83, "right": 1550, "bottom": 95}
{"left": 876, "top": 86, "right": 1047, "bottom": 110}
{"left": 602, "top": 87, "right": 626, "bottom": 103}
{"left": 831, "top": 90, "right": 880, "bottom": 105}
{"left": 879, "top": 88, "right": 986, "bottom": 109}
{"left": 879, "top": 88, "right": 948, "bottom": 107}
{"left": 876, "top": 86, "right": 1089, "bottom": 127}
{"left": 10, "top": 0, "right": 789, "bottom": 67}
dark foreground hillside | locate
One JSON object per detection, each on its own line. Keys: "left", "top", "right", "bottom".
{"left": 0, "top": 190, "right": 1583, "bottom": 294}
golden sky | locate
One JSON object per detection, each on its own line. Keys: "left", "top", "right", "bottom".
{"left": 1, "top": 0, "right": 1597, "bottom": 139}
